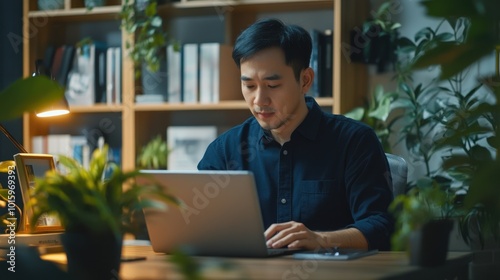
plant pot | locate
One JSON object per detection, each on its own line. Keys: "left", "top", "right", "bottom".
{"left": 141, "top": 61, "right": 168, "bottom": 99}
{"left": 349, "top": 24, "right": 398, "bottom": 73}
{"left": 409, "top": 219, "right": 454, "bottom": 267}
{"left": 62, "top": 231, "right": 123, "bottom": 280}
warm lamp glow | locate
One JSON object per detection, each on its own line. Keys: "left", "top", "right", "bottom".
{"left": 33, "top": 59, "right": 70, "bottom": 118}
{"left": 36, "top": 109, "right": 70, "bottom": 118}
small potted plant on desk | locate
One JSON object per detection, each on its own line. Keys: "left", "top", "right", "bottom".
{"left": 390, "top": 178, "right": 458, "bottom": 267}
{"left": 29, "top": 145, "right": 178, "bottom": 280}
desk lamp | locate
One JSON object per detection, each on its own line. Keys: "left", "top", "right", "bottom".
{"left": 0, "top": 59, "right": 70, "bottom": 153}
{"left": 33, "top": 59, "right": 70, "bottom": 118}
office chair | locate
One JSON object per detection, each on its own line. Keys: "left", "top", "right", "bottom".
{"left": 385, "top": 153, "right": 408, "bottom": 197}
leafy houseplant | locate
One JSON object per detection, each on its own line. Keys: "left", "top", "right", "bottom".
{"left": 120, "top": 0, "right": 168, "bottom": 78}
{"left": 137, "top": 134, "right": 169, "bottom": 169}
{"left": 351, "top": 0, "right": 401, "bottom": 72}
{"left": 345, "top": 85, "right": 398, "bottom": 152}
{"left": 388, "top": 17, "right": 480, "bottom": 265}
{"left": 410, "top": 0, "right": 500, "bottom": 250}
{"left": 390, "top": 181, "right": 456, "bottom": 266}
{"left": 29, "top": 145, "right": 178, "bottom": 279}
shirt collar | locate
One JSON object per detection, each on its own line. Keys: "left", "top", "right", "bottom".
{"left": 295, "top": 96, "right": 322, "bottom": 141}
{"left": 258, "top": 96, "right": 322, "bottom": 144}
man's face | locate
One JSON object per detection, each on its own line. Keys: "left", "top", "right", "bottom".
{"left": 239, "top": 47, "right": 308, "bottom": 132}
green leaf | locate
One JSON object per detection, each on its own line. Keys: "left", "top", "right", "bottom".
{"left": 413, "top": 42, "right": 493, "bottom": 80}
{"left": 344, "top": 107, "right": 365, "bottom": 121}
{"left": 0, "top": 76, "right": 64, "bottom": 121}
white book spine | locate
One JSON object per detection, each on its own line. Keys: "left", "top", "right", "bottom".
{"left": 199, "top": 43, "right": 219, "bottom": 104}
{"left": 114, "top": 47, "right": 122, "bottom": 104}
{"left": 106, "top": 47, "right": 115, "bottom": 105}
{"left": 167, "top": 44, "right": 182, "bottom": 103}
{"left": 182, "top": 43, "right": 199, "bottom": 103}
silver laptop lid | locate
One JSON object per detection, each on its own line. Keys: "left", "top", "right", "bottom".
{"left": 137, "top": 170, "right": 271, "bottom": 257}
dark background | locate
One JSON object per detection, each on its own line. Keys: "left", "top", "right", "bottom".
{"left": 0, "top": 1, "right": 24, "bottom": 164}
{"left": 0, "top": 1, "right": 24, "bottom": 228}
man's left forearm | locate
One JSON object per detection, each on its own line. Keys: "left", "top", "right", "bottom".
{"left": 317, "top": 228, "right": 368, "bottom": 250}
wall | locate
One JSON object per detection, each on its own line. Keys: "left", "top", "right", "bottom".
{"left": 0, "top": 1, "right": 23, "bottom": 168}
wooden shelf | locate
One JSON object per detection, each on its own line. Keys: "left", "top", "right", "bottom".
{"left": 134, "top": 97, "right": 333, "bottom": 112}
{"left": 28, "top": 5, "right": 121, "bottom": 21}
{"left": 170, "top": 0, "right": 332, "bottom": 12}
{"left": 68, "top": 104, "right": 123, "bottom": 113}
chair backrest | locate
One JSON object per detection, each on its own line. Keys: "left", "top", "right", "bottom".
{"left": 385, "top": 153, "right": 408, "bottom": 197}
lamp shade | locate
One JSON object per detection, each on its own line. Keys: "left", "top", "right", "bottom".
{"left": 32, "top": 59, "right": 70, "bottom": 117}
{"left": 36, "top": 98, "right": 70, "bottom": 117}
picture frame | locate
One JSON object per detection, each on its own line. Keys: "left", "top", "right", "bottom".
{"left": 167, "top": 126, "right": 217, "bottom": 170}
{"left": 13, "top": 153, "right": 64, "bottom": 233}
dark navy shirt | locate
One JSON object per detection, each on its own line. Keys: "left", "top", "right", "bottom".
{"left": 197, "top": 96, "right": 394, "bottom": 250}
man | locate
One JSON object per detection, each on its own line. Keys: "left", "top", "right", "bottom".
{"left": 197, "top": 18, "right": 394, "bottom": 251}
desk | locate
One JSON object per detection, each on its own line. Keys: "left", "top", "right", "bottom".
{"left": 41, "top": 244, "right": 471, "bottom": 280}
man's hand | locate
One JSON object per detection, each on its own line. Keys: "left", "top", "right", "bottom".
{"left": 264, "top": 221, "right": 328, "bottom": 250}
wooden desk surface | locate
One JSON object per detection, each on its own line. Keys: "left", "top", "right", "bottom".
{"left": 41, "top": 244, "right": 472, "bottom": 280}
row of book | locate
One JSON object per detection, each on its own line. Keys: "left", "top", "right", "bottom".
{"left": 43, "top": 43, "right": 122, "bottom": 106}
{"left": 42, "top": 31, "right": 332, "bottom": 107}
{"left": 31, "top": 134, "right": 121, "bottom": 170}
{"left": 137, "top": 42, "right": 241, "bottom": 104}
{"left": 309, "top": 29, "right": 333, "bottom": 98}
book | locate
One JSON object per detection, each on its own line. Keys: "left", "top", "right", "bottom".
{"left": 199, "top": 43, "right": 240, "bottom": 103}
{"left": 65, "top": 42, "right": 108, "bottom": 106}
{"left": 50, "top": 46, "right": 65, "bottom": 81}
{"left": 167, "top": 44, "right": 182, "bottom": 103}
{"left": 167, "top": 126, "right": 217, "bottom": 170}
{"left": 0, "top": 232, "right": 63, "bottom": 248}
{"left": 106, "top": 47, "right": 116, "bottom": 105}
{"left": 310, "top": 29, "right": 333, "bottom": 97}
{"left": 182, "top": 43, "right": 199, "bottom": 103}
{"left": 114, "top": 47, "right": 122, "bottom": 104}
{"left": 55, "top": 44, "right": 75, "bottom": 87}
{"left": 43, "top": 45, "right": 55, "bottom": 72}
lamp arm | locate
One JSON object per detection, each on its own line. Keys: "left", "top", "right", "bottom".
{"left": 0, "top": 123, "right": 28, "bottom": 153}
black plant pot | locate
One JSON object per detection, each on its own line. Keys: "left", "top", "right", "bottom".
{"left": 350, "top": 24, "right": 398, "bottom": 73}
{"left": 409, "top": 219, "right": 454, "bottom": 267}
{"left": 62, "top": 231, "right": 123, "bottom": 280}
{"left": 141, "top": 61, "right": 168, "bottom": 99}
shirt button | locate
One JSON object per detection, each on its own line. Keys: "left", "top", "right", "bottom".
{"left": 283, "top": 150, "right": 288, "bottom": 155}
{"left": 281, "top": 198, "right": 287, "bottom": 204}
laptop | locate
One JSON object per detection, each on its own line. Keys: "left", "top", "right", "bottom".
{"left": 137, "top": 170, "right": 300, "bottom": 258}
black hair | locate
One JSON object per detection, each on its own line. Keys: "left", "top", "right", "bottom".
{"left": 232, "top": 18, "right": 312, "bottom": 81}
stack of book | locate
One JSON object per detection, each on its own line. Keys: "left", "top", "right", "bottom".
{"left": 309, "top": 29, "right": 333, "bottom": 98}
{"left": 137, "top": 42, "right": 241, "bottom": 104}
{"left": 43, "top": 42, "right": 122, "bottom": 107}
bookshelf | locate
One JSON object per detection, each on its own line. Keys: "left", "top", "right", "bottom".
{"left": 22, "top": 0, "right": 370, "bottom": 171}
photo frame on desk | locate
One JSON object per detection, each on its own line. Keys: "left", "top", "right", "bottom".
{"left": 13, "top": 153, "right": 64, "bottom": 233}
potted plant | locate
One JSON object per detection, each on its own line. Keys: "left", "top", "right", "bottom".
{"left": 388, "top": 17, "right": 479, "bottom": 265}
{"left": 345, "top": 85, "right": 398, "bottom": 152}
{"left": 390, "top": 180, "right": 456, "bottom": 266}
{"left": 351, "top": 0, "right": 401, "bottom": 72}
{"left": 28, "top": 145, "right": 178, "bottom": 279}
{"left": 388, "top": 0, "right": 500, "bottom": 273}
{"left": 137, "top": 134, "right": 170, "bottom": 170}
{"left": 413, "top": 0, "right": 500, "bottom": 248}
{"left": 120, "top": 0, "right": 168, "bottom": 76}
